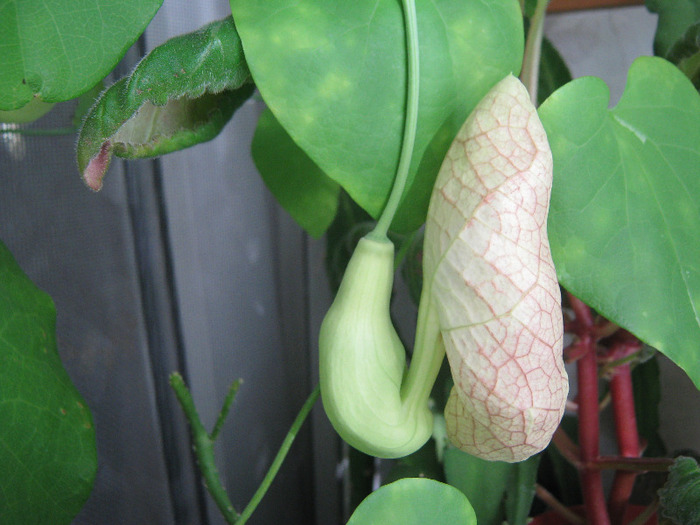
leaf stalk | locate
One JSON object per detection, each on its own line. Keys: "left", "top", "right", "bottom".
{"left": 521, "top": 0, "right": 551, "bottom": 103}
{"left": 372, "top": 0, "right": 420, "bottom": 237}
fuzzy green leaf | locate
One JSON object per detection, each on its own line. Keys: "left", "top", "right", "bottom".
{"left": 231, "top": 0, "right": 523, "bottom": 232}
{"left": 0, "top": 241, "right": 97, "bottom": 524}
{"left": 0, "top": 0, "right": 162, "bottom": 110}
{"left": 659, "top": 456, "right": 700, "bottom": 525}
{"left": 539, "top": 56, "right": 700, "bottom": 389}
{"left": 77, "top": 17, "right": 253, "bottom": 191}
{"left": 347, "top": 478, "right": 476, "bottom": 525}
{"left": 251, "top": 108, "right": 340, "bottom": 237}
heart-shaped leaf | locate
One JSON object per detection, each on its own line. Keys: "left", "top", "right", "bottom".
{"left": 0, "top": 0, "right": 162, "bottom": 110}
{"left": 0, "top": 240, "right": 96, "bottom": 524}
{"left": 539, "top": 56, "right": 700, "bottom": 389}
{"left": 347, "top": 478, "right": 477, "bottom": 525}
{"left": 251, "top": 108, "right": 340, "bottom": 237}
{"left": 77, "top": 17, "right": 253, "bottom": 190}
{"left": 230, "top": 0, "right": 523, "bottom": 232}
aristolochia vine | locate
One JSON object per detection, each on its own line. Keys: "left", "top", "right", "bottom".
{"left": 319, "top": 75, "right": 567, "bottom": 462}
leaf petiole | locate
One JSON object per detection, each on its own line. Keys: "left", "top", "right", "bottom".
{"left": 372, "top": 0, "right": 420, "bottom": 238}
{"left": 520, "top": 0, "right": 550, "bottom": 103}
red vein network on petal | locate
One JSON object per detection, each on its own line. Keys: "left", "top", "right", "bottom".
{"left": 424, "top": 75, "right": 568, "bottom": 462}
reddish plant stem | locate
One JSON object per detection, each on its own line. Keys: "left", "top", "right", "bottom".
{"left": 568, "top": 293, "right": 611, "bottom": 525}
{"left": 608, "top": 363, "right": 641, "bottom": 523}
{"left": 578, "top": 340, "right": 611, "bottom": 525}
{"left": 592, "top": 456, "right": 672, "bottom": 472}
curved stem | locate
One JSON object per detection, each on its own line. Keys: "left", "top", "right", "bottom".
{"left": 237, "top": 385, "right": 320, "bottom": 524}
{"left": 520, "top": 0, "right": 550, "bottom": 104}
{"left": 372, "top": 0, "right": 420, "bottom": 238}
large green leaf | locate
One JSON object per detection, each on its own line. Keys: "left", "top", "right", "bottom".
{"left": 231, "top": 0, "right": 523, "bottom": 232}
{"left": 347, "top": 478, "right": 476, "bottom": 525}
{"left": 0, "top": 0, "right": 162, "bottom": 110}
{"left": 251, "top": 108, "right": 340, "bottom": 237}
{"left": 0, "top": 241, "right": 96, "bottom": 524}
{"left": 77, "top": 17, "right": 253, "bottom": 191}
{"left": 539, "top": 56, "right": 700, "bottom": 389}
{"left": 645, "top": 0, "right": 700, "bottom": 57}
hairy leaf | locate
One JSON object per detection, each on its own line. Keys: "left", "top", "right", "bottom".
{"left": 231, "top": 0, "right": 524, "bottom": 232}
{"left": 659, "top": 456, "right": 700, "bottom": 525}
{"left": 423, "top": 75, "right": 567, "bottom": 462}
{"left": 77, "top": 17, "right": 253, "bottom": 190}
{"left": 0, "top": 0, "right": 162, "bottom": 110}
{"left": 539, "top": 56, "right": 700, "bottom": 389}
{"left": 252, "top": 108, "right": 340, "bottom": 237}
{"left": 0, "top": 241, "right": 96, "bottom": 524}
{"left": 347, "top": 478, "right": 476, "bottom": 525}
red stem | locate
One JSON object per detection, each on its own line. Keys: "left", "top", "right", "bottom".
{"left": 608, "top": 363, "right": 641, "bottom": 524}
{"left": 578, "top": 339, "right": 611, "bottom": 525}
{"left": 568, "top": 293, "right": 611, "bottom": 525}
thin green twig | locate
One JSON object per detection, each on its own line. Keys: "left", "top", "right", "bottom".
{"left": 211, "top": 379, "right": 242, "bottom": 441}
{"left": 237, "top": 384, "right": 320, "bottom": 524}
{"left": 372, "top": 0, "right": 420, "bottom": 238}
{"left": 170, "top": 373, "right": 240, "bottom": 524}
{"left": 170, "top": 374, "right": 321, "bottom": 525}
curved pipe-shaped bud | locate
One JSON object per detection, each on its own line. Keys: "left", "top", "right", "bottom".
{"left": 319, "top": 235, "right": 435, "bottom": 458}
{"left": 423, "top": 75, "right": 568, "bottom": 462}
